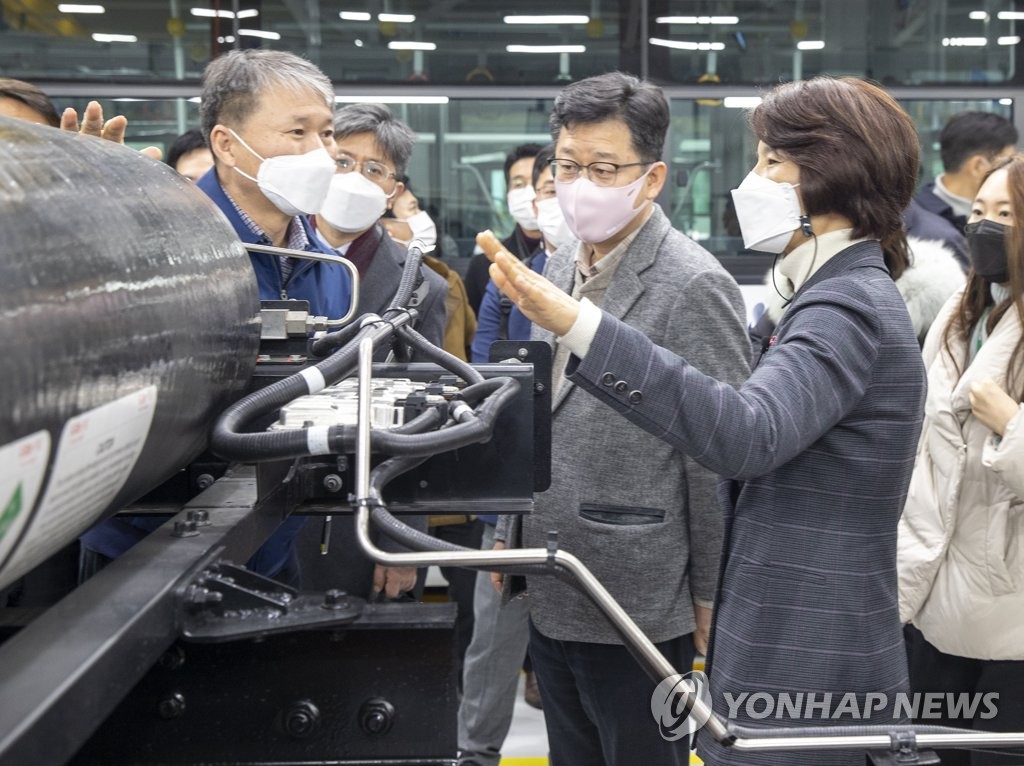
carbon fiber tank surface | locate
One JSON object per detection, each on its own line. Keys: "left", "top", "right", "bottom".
{"left": 0, "top": 116, "right": 260, "bottom": 587}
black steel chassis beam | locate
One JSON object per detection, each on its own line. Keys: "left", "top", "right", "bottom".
{"left": 0, "top": 466, "right": 284, "bottom": 766}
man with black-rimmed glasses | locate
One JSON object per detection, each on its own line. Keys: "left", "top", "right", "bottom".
{"left": 303, "top": 102, "right": 447, "bottom": 603}
{"left": 488, "top": 72, "right": 750, "bottom": 766}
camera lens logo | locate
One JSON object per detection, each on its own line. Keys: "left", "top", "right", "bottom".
{"left": 650, "top": 670, "right": 713, "bottom": 741}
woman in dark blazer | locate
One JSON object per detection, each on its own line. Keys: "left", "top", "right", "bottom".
{"left": 487, "top": 77, "right": 927, "bottom": 766}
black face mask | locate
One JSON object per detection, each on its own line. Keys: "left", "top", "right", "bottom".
{"left": 965, "top": 219, "right": 1011, "bottom": 283}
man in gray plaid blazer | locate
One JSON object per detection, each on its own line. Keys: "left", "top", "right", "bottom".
{"left": 494, "top": 72, "right": 750, "bottom": 766}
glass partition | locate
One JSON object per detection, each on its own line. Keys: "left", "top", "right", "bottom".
{"left": 42, "top": 91, "right": 1013, "bottom": 283}
{"left": 4, "top": 1, "right": 1024, "bottom": 86}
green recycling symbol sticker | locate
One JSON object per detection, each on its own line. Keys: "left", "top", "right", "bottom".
{"left": 0, "top": 484, "right": 22, "bottom": 541}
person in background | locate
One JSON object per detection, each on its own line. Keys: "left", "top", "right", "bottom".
{"left": 899, "top": 153, "right": 1024, "bottom": 766}
{"left": 301, "top": 103, "right": 446, "bottom": 603}
{"left": 915, "top": 111, "right": 1018, "bottom": 264}
{"left": 456, "top": 143, "right": 566, "bottom": 766}
{"left": 80, "top": 49, "right": 351, "bottom": 587}
{"left": 381, "top": 177, "right": 477, "bottom": 361}
{"left": 489, "top": 71, "right": 750, "bottom": 766}
{"left": 471, "top": 142, "right": 566, "bottom": 364}
{"left": 489, "top": 76, "right": 928, "bottom": 766}
{"left": 0, "top": 78, "right": 60, "bottom": 126}
{"left": 313, "top": 103, "right": 447, "bottom": 358}
{"left": 380, "top": 175, "right": 483, "bottom": 686}
{"left": 0, "top": 78, "right": 161, "bottom": 160}
{"left": 463, "top": 143, "right": 545, "bottom": 314}
{"left": 165, "top": 128, "right": 214, "bottom": 182}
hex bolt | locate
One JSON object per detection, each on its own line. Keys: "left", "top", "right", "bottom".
{"left": 283, "top": 700, "right": 321, "bottom": 739}
{"left": 157, "top": 645, "right": 186, "bottom": 671}
{"left": 186, "top": 509, "right": 210, "bottom": 526}
{"left": 359, "top": 698, "right": 395, "bottom": 736}
{"left": 534, "top": 382, "right": 546, "bottom": 394}
{"left": 172, "top": 520, "right": 199, "bottom": 538}
{"left": 158, "top": 692, "right": 186, "bottom": 719}
{"left": 322, "top": 474, "right": 344, "bottom": 493}
{"left": 195, "top": 473, "right": 215, "bottom": 491}
{"left": 517, "top": 347, "right": 529, "bottom": 358}
{"left": 322, "top": 588, "right": 349, "bottom": 610}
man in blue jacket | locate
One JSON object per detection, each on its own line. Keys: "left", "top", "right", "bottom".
{"left": 80, "top": 50, "right": 351, "bottom": 585}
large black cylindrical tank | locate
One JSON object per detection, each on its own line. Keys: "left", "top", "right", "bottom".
{"left": 0, "top": 116, "right": 260, "bottom": 589}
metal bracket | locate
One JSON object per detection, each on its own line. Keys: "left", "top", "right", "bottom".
{"left": 868, "top": 731, "right": 942, "bottom": 765}
{"left": 181, "top": 563, "right": 364, "bottom": 643}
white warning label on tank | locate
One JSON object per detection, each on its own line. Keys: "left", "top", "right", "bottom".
{"left": 0, "top": 386, "right": 158, "bottom": 587}
{"left": 0, "top": 430, "right": 52, "bottom": 568}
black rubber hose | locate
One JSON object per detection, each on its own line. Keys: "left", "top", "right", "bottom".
{"left": 388, "top": 244, "right": 424, "bottom": 313}
{"left": 308, "top": 318, "right": 364, "bottom": 359}
{"left": 310, "top": 244, "right": 423, "bottom": 357}
{"left": 210, "top": 320, "right": 389, "bottom": 460}
{"left": 212, "top": 372, "right": 519, "bottom": 462}
{"left": 397, "top": 324, "right": 484, "bottom": 385}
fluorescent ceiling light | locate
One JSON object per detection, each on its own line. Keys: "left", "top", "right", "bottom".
{"left": 335, "top": 95, "right": 449, "bottom": 104}
{"left": 797, "top": 40, "right": 825, "bottom": 50}
{"left": 998, "top": 11, "right": 1024, "bottom": 20}
{"left": 58, "top": 4, "right": 105, "bottom": 12}
{"left": 503, "top": 15, "right": 589, "bottom": 24}
{"left": 970, "top": 11, "right": 989, "bottom": 20}
{"left": 506, "top": 44, "right": 586, "bottom": 53}
{"left": 723, "top": 97, "right": 763, "bottom": 109}
{"left": 92, "top": 32, "right": 137, "bottom": 42}
{"left": 942, "top": 37, "right": 987, "bottom": 46}
{"left": 378, "top": 13, "right": 415, "bottom": 22}
{"left": 656, "top": 16, "right": 739, "bottom": 24}
{"left": 188, "top": 97, "right": 201, "bottom": 103}
{"left": 238, "top": 28, "right": 280, "bottom": 39}
{"left": 191, "top": 8, "right": 257, "bottom": 18}
{"left": 1000, "top": 98, "right": 1014, "bottom": 105}
{"left": 339, "top": 11, "right": 371, "bottom": 21}
{"left": 648, "top": 38, "right": 725, "bottom": 51}
{"left": 388, "top": 41, "right": 436, "bottom": 50}
{"left": 999, "top": 35, "right": 1021, "bottom": 44}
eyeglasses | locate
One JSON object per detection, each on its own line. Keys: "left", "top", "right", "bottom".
{"left": 550, "top": 158, "right": 653, "bottom": 187}
{"left": 335, "top": 155, "right": 397, "bottom": 186}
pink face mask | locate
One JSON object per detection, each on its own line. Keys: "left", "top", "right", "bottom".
{"left": 555, "top": 167, "right": 652, "bottom": 244}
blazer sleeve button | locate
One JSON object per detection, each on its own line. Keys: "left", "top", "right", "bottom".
{"left": 613, "top": 381, "right": 628, "bottom": 393}
{"left": 601, "top": 372, "right": 616, "bottom": 386}
{"left": 628, "top": 390, "right": 643, "bottom": 404}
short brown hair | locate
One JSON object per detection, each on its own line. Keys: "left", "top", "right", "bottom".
{"left": 751, "top": 77, "right": 919, "bottom": 280}
{"left": 0, "top": 78, "right": 59, "bottom": 127}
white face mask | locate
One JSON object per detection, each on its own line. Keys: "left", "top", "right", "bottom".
{"left": 319, "top": 172, "right": 389, "bottom": 233}
{"left": 507, "top": 185, "right": 539, "bottom": 231}
{"left": 228, "top": 128, "right": 335, "bottom": 216}
{"left": 730, "top": 171, "right": 804, "bottom": 254}
{"left": 555, "top": 168, "right": 651, "bottom": 245}
{"left": 535, "top": 197, "right": 572, "bottom": 250}
{"left": 391, "top": 209, "right": 438, "bottom": 252}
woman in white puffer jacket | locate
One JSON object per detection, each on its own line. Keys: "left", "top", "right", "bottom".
{"left": 898, "top": 154, "right": 1024, "bottom": 766}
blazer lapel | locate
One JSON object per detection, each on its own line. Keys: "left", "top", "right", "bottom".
{"left": 542, "top": 245, "right": 580, "bottom": 412}
{"left": 600, "top": 208, "right": 667, "bottom": 321}
{"left": 356, "top": 233, "right": 402, "bottom": 316}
